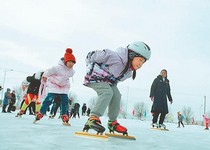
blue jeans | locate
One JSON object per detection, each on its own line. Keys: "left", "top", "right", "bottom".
{"left": 40, "top": 93, "right": 68, "bottom": 115}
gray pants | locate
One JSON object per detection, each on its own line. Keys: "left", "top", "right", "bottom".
{"left": 89, "top": 82, "right": 121, "bottom": 121}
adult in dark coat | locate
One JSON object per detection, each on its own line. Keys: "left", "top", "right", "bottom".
{"left": 82, "top": 103, "right": 87, "bottom": 116}
{"left": 73, "top": 103, "right": 80, "bottom": 118}
{"left": 150, "top": 69, "right": 173, "bottom": 128}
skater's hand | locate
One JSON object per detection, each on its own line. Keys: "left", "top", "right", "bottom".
{"left": 150, "top": 96, "right": 154, "bottom": 102}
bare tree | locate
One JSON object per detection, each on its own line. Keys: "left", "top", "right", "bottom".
{"left": 133, "top": 102, "right": 146, "bottom": 120}
{"left": 182, "top": 106, "right": 193, "bottom": 125}
{"left": 119, "top": 100, "right": 127, "bottom": 119}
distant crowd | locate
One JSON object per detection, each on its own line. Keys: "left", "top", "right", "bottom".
{"left": 0, "top": 85, "right": 91, "bottom": 118}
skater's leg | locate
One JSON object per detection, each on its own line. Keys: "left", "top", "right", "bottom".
{"left": 181, "top": 121, "right": 184, "bottom": 127}
{"left": 7, "top": 103, "right": 13, "bottom": 112}
{"left": 89, "top": 83, "right": 113, "bottom": 117}
{"left": 107, "top": 85, "right": 121, "bottom": 121}
{"left": 32, "top": 102, "right": 36, "bottom": 114}
{"left": 40, "top": 93, "right": 55, "bottom": 115}
{"left": 59, "top": 94, "right": 70, "bottom": 124}
{"left": 205, "top": 122, "right": 209, "bottom": 129}
{"left": 152, "top": 112, "right": 160, "bottom": 123}
{"left": 53, "top": 104, "right": 59, "bottom": 116}
{"left": 159, "top": 113, "right": 166, "bottom": 124}
{"left": 50, "top": 103, "right": 56, "bottom": 115}
{"left": 178, "top": 121, "right": 180, "bottom": 127}
{"left": 28, "top": 102, "right": 33, "bottom": 114}
{"left": 2, "top": 105, "right": 7, "bottom": 112}
{"left": 18, "top": 94, "right": 34, "bottom": 115}
{"left": 20, "top": 100, "right": 26, "bottom": 114}
{"left": 59, "top": 94, "right": 69, "bottom": 115}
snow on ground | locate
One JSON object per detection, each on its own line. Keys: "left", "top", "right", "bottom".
{"left": 0, "top": 110, "right": 210, "bottom": 150}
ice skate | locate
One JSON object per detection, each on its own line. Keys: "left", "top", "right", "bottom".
{"left": 15, "top": 110, "right": 24, "bottom": 117}
{"left": 49, "top": 115, "right": 55, "bottom": 119}
{"left": 152, "top": 123, "right": 159, "bottom": 128}
{"left": 108, "top": 120, "right": 127, "bottom": 135}
{"left": 61, "top": 114, "right": 71, "bottom": 126}
{"left": 159, "top": 123, "right": 166, "bottom": 129}
{"left": 83, "top": 116, "right": 105, "bottom": 134}
{"left": 33, "top": 113, "right": 43, "bottom": 124}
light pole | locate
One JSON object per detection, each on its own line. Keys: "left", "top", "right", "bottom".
{"left": 1, "top": 69, "right": 13, "bottom": 101}
{"left": 204, "top": 96, "right": 206, "bottom": 115}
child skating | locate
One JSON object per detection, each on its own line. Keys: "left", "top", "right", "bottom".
{"left": 177, "top": 111, "right": 184, "bottom": 128}
{"left": 82, "top": 41, "right": 151, "bottom": 135}
{"left": 16, "top": 72, "right": 44, "bottom": 117}
{"left": 34, "top": 48, "right": 76, "bottom": 125}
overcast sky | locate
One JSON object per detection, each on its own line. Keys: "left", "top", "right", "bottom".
{"left": 0, "top": 0, "right": 210, "bottom": 117}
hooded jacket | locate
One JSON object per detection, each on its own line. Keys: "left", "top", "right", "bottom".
{"left": 43, "top": 58, "right": 75, "bottom": 94}
{"left": 84, "top": 47, "right": 132, "bottom": 86}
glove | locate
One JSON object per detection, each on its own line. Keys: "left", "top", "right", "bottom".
{"left": 150, "top": 96, "right": 154, "bottom": 102}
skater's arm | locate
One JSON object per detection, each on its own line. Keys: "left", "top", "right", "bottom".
{"left": 166, "top": 81, "right": 173, "bottom": 104}
{"left": 42, "top": 66, "right": 58, "bottom": 78}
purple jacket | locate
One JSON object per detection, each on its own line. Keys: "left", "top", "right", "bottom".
{"left": 84, "top": 47, "right": 132, "bottom": 86}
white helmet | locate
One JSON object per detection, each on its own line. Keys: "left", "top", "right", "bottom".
{"left": 128, "top": 41, "right": 151, "bottom": 60}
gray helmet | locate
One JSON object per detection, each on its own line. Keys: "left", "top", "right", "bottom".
{"left": 128, "top": 41, "right": 151, "bottom": 60}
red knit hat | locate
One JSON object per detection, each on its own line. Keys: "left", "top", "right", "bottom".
{"left": 64, "top": 48, "right": 76, "bottom": 63}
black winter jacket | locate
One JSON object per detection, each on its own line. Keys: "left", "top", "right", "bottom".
{"left": 26, "top": 74, "right": 42, "bottom": 95}
{"left": 150, "top": 75, "right": 173, "bottom": 114}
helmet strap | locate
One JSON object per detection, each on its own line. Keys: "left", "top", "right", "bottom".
{"left": 129, "top": 51, "right": 141, "bottom": 59}
{"left": 132, "top": 70, "right": 136, "bottom": 80}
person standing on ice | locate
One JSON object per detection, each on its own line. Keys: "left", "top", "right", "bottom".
{"left": 150, "top": 69, "right": 173, "bottom": 129}
{"left": 34, "top": 48, "right": 76, "bottom": 126}
{"left": 177, "top": 111, "right": 184, "bottom": 128}
{"left": 83, "top": 41, "right": 151, "bottom": 134}
{"left": 2, "top": 88, "right": 11, "bottom": 113}
{"left": 203, "top": 114, "right": 210, "bottom": 130}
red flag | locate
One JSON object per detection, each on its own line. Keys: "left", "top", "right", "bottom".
{"left": 132, "top": 110, "right": 135, "bottom": 116}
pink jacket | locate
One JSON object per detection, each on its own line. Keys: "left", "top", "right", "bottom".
{"left": 203, "top": 115, "right": 210, "bottom": 124}
{"left": 43, "top": 58, "right": 75, "bottom": 94}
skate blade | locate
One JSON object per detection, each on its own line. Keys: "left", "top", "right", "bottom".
{"left": 150, "top": 127, "right": 169, "bottom": 131}
{"left": 105, "top": 132, "right": 136, "bottom": 140}
{"left": 75, "top": 131, "right": 108, "bottom": 140}
{"left": 33, "top": 120, "right": 38, "bottom": 124}
{"left": 62, "top": 122, "right": 71, "bottom": 126}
